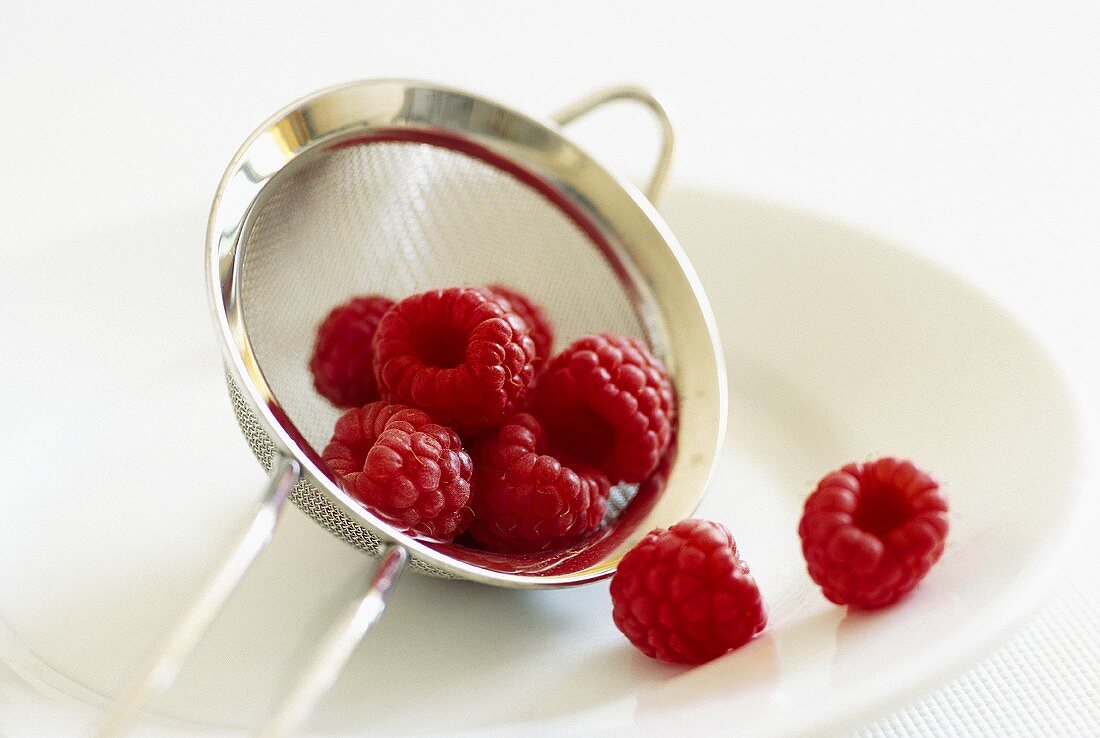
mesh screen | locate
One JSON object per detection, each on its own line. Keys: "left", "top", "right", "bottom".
{"left": 234, "top": 141, "right": 651, "bottom": 568}
{"left": 226, "top": 372, "right": 456, "bottom": 578}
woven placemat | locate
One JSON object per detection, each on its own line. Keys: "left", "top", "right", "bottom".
{"left": 856, "top": 545, "right": 1100, "bottom": 737}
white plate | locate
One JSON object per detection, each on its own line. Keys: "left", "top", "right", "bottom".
{"left": 0, "top": 189, "right": 1086, "bottom": 737}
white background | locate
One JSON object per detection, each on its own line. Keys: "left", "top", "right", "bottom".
{"left": 2, "top": 2, "right": 1098, "bottom": 735}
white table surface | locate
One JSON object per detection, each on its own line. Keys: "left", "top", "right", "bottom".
{"left": 2, "top": 2, "right": 1098, "bottom": 735}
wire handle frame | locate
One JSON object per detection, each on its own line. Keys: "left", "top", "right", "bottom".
{"left": 98, "top": 455, "right": 300, "bottom": 737}
{"left": 258, "top": 545, "right": 408, "bottom": 737}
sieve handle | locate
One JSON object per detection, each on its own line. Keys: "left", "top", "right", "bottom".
{"left": 551, "top": 84, "right": 675, "bottom": 204}
{"left": 97, "top": 455, "right": 300, "bottom": 738}
{"left": 258, "top": 544, "right": 409, "bottom": 737}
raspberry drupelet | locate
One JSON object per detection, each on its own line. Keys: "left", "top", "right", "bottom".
{"left": 798, "top": 457, "right": 949, "bottom": 609}
{"left": 482, "top": 285, "right": 554, "bottom": 371}
{"left": 309, "top": 295, "right": 394, "bottom": 408}
{"left": 611, "top": 519, "right": 767, "bottom": 664}
{"left": 322, "top": 402, "right": 473, "bottom": 541}
{"left": 531, "top": 334, "right": 675, "bottom": 484}
{"left": 372, "top": 288, "right": 537, "bottom": 436}
{"left": 468, "top": 413, "right": 610, "bottom": 553}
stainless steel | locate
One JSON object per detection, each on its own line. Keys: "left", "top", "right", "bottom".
{"left": 105, "top": 78, "right": 726, "bottom": 735}
{"left": 259, "top": 545, "right": 408, "bottom": 738}
{"left": 551, "top": 84, "right": 675, "bottom": 203}
{"left": 98, "top": 455, "right": 300, "bottom": 737}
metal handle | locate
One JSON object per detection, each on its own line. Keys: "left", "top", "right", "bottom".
{"left": 98, "top": 455, "right": 300, "bottom": 737}
{"left": 551, "top": 84, "right": 675, "bottom": 204}
{"left": 258, "top": 544, "right": 409, "bottom": 737}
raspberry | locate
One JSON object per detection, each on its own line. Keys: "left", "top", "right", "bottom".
{"left": 373, "top": 288, "right": 536, "bottom": 435}
{"left": 322, "top": 401, "right": 473, "bottom": 541}
{"left": 482, "top": 285, "right": 554, "bottom": 370}
{"left": 531, "top": 334, "right": 675, "bottom": 483}
{"left": 467, "top": 413, "right": 610, "bottom": 553}
{"left": 798, "top": 457, "right": 949, "bottom": 609}
{"left": 611, "top": 519, "right": 766, "bottom": 664}
{"left": 309, "top": 296, "right": 394, "bottom": 408}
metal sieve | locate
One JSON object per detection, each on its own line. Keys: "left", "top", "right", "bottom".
{"left": 101, "top": 79, "right": 726, "bottom": 737}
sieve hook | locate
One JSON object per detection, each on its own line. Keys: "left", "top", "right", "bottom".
{"left": 551, "top": 84, "right": 675, "bottom": 204}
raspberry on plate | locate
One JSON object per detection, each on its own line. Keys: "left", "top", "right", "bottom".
{"left": 468, "top": 413, "right": 610, "bottom": 553}
{"left": 611, "top": 519, "right": 767, "bottom": 664}
{"left": 531, "top": 334, "right": 675, "bottom": 483}
{"left": 322, "top": 401, "right": 473, "bottom": 541}
{"left": 482, "top": 284, "right": 554, "bottom": 370}
{"left": 373, "top": 288, "right": 537, "bottom": 435}
{"left": 309, "top": 295, "right": 394, "bottom": 408}
{"left": 798, "top": 457, "right": 949, "bottom": 609}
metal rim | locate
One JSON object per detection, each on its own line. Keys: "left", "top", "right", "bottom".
{"left": 205, "top": 78, "right": 726, "bottom": 587}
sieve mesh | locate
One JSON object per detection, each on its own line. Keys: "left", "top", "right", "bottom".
{"left": 233, "top": 140, "right": 656, "bottom": 571}
{"left": 226, "top": 371, "right": 457, "bottom": 578}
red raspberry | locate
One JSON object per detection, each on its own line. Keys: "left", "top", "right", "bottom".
{"left": 309, "top": 296, "right": 394, "bottom": 408}
{"left": 798, "top": 457, "right": 949, "bottom": 609}
{"left": 482, "top": 285, "right": 554, "bottom": 370}
{"left": 468, "top": 413, "right": 610, "bottom": 553}
{"left": 611, "top": 519, "right": 766, "bottom": 664}
{"left": 322, "top": 402, "right": 473, "bottom": 541}
{"left": 531, "top": 334, "right": 675, "bottom": 483}
{"left": 373, "top": 288, "right": 536, "bottom": 435}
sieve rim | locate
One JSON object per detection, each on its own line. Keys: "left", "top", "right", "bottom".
{"left": 205, "top": 78, "right": 727, "bottom": 587}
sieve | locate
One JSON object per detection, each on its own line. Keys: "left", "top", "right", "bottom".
{"left": 101, "top": 79, "right": 726, "bottom": 737}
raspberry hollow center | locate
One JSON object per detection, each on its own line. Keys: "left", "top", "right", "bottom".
{"left": 547, "top": 403, "right": 616, "bottom": 468}
{"left": 852, "top": 483, "right": 911, "bottom": 537}
{"left": 414, "top": 323, "right": 469, "bottom": 368}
